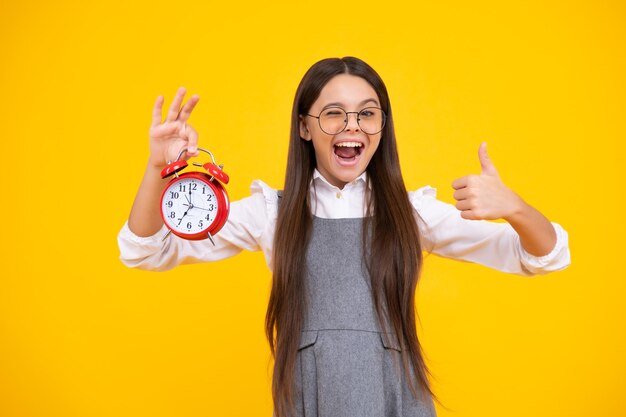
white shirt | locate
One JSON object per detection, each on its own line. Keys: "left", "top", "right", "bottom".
{"left": 117, "top": 169, "right": 570, "bottom": 276}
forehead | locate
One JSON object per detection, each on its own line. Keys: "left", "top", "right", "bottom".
{"left": 312, "top": 74, "right": 379, "bottom": 110}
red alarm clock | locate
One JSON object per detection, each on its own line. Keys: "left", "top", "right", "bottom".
{"left": 160, "top": 147, "right": 230, "bottom": 244}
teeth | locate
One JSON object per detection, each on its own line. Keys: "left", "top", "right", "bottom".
{"left": 335, "top": 142, "right": 362, "bottom": 147}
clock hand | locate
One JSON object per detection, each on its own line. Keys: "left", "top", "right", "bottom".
{"left": 177, "top": 210, "right": 189, "bottom": 226}
{"left": 184, "top": 189, "right": 194, "bottom": 210}
{"left": 190, "top": 206, "right": 212, "bottom": 212}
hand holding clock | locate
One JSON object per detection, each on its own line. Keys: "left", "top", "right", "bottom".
{"left": 128, "top": 87, "right": 230, "bottom": 239}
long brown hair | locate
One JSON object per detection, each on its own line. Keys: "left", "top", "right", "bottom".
{"left": 266, "top": 57, "right": 437, "bottom": 417}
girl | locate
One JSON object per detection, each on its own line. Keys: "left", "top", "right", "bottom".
{"left": 118, "top": 57, "right": 570, "bottom": 417}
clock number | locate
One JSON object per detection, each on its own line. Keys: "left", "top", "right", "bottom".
{"left": 208, "top": 204, "right": 214, "bottom": 211}
{"left": 205, "top": 214, "right": 211, "bottom": 221}
{"left": 166, "top": 201, "right": 173, "bottom": 208}
{"left": 170, "top": 212, "right": 176, "bottom": 218}
{"left": 198, "top": 220, "right": 204, "bottom": 229}
{"left": 170, "top": 191, "right": 179, "bottom": 199}
{"left": 186, "top": 222, "right": 192, "bottom": 230}
{"left": 191, "top": 183, "right": 197, "bottom": 191}
{"left": 179, "top": 184, "right": 186, "bottom": 193}
{"left": 207, "top": 195, "right": 213, "bottom": 202}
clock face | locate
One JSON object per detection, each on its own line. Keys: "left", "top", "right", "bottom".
{"left": 161, "top": 176, "right": 220, "bottom": 235}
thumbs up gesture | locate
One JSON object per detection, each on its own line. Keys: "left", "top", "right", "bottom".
{"left": 451, "top": 142, "right": 524, "bottom": 221}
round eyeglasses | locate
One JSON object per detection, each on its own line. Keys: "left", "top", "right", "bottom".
{"left": 306, "top": 106, "right": 386, "bottom": 135}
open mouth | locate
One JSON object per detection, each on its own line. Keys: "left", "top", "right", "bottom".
{"left": 333, "top": 141, "right": 363, "bottom": 164}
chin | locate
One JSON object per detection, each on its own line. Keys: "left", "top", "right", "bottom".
{"left": 334, "top": 168, "right": 363, "bottom": 184}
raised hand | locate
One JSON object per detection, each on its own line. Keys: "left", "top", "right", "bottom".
{"left": 451, "top": 142, "right": 524, "bottom": 221}
{"left": 148, "top": 87, "right": 200, "bottom": 168}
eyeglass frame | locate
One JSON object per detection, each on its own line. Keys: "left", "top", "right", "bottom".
{"left": 305, "top": 106, "right": 387, "bottom": 135}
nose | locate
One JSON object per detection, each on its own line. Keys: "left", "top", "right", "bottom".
{"left": 345, "top": 112, "right": 360, "bottom": 132}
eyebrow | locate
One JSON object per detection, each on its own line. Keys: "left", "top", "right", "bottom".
{"left": 321, "top": 98, "right": 380, "bottom": 109}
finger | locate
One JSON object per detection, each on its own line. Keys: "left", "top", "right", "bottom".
{"left": 181, "top": 124, "right": 199, "bottom": 156}
{"left": 166, "top": 87, "right": 187, "bottom": 122}
{"left": 459, "top": 210, "right": 479, "bottom": 220}
{"left": 177, "top": 94, "right": 200, "bottom": 123}
{"left": 455, "top": 199, "right": 474, "bottom": 211}
{"left": 478, "top": 142, "right": 499, "bottom": 177}
{"left": 453, "top": 187, "right": 471, "bottom": 201}
{"left": 451, "top": 176, "right": 469, "bottom": 190}
{"left": 151, "top": 95, "right": 164, "bottom": 128}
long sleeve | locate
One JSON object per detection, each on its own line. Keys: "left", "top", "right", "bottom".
{"left": 409, "top": 186, "right": 571, "bottom": 276}
{"left": 117, "top": 180, "right": 279, "bottom": 271}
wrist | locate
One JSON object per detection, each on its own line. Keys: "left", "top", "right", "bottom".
{"left": 147, "top": 156, "right": 165, "bottom": 170}
{"left": 503, "top": 195, "right": 530, "bottom": 225}
{"left": 144, "top": 161, "right": 170, "bottom": 184}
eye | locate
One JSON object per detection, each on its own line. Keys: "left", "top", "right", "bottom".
{"left": 321, "top": 107, "right": 346, "bottom": 118}
{"left": 360, "top": 108, "right": 380, "bottom": 118}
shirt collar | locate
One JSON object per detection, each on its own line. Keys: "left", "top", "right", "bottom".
{"left": 312, "top": 168, "right": 368, "bottom": 191}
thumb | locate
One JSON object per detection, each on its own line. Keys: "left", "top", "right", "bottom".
{"left": 478, "top": 142, "right": 499, "bottom": 177}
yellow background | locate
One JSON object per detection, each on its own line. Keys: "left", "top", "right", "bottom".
{"left": 1, "top": 1, "right": 624, "bottom": 416}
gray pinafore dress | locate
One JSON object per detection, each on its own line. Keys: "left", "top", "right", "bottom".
{"left": 284, "top": 216, "right": 437, "bottom": 417}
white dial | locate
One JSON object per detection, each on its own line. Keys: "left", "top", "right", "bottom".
{"left": 161, "top": 177, "right": 219, "bottom": 234}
